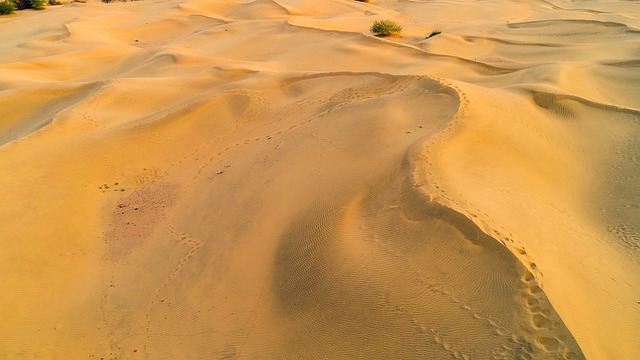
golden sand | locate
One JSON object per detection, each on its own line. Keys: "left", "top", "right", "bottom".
{"left": 1, "top": 0, "right": 639, "bottom": 358}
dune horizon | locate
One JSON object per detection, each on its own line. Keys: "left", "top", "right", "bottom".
{"left": 1, "top": 0, "right": 639, "bottom": 359}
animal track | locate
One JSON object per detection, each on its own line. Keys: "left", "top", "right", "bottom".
{"left": 519, "top": 266, "right": 583, "bottom": 358}
{"left": 143, "top": 224, "right": 204, "bottom": 358}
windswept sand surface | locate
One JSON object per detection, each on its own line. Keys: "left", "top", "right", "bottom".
{"left": 1, "top": 0, "right": 639, "bottom": 359}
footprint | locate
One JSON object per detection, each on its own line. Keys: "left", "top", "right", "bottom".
{"left": 538, "top": 336, "right": 560, "bottom": 352}
{"left": 532, "top": 313, "right": 551, "bottom": 329}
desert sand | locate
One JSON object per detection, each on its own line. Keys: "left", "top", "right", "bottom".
{"left": 0, "top": 0, "right": 639, "bottom": 358}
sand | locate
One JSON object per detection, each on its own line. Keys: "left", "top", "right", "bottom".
{"left": 0, "top": 0, "right": 639, "bottom": 358}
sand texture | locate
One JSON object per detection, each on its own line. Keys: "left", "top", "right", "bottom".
{"left": 1, "top": 0, "right": 639, "bottom": 359}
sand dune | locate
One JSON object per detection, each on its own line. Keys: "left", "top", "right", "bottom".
{"left": 0, "top": 0, "right": 639, "bottom": 359}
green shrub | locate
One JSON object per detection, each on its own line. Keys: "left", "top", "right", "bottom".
{"left": 0, "top": 0, "right": 15, "bottom": 13}
{"left": 370, "top": 19, "right": 402, "bottom": 37}
{"left": 28, "top": 0, "right": 45, "bottom": 9}
{"left": 13, "top": 0, "right": 44, "bottom": 9}
{"left": 427, "top": 30, "right": 441, "bottom": 39}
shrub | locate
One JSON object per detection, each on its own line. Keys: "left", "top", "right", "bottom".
{"left": 13, "top": 0, "right": 44, "bottom": 9}
{"left": 0, "top": 0, "right": 15, "bottom": 13}
{"left": 427, "top": 30, "right": 441, "bottom": 39}
{"left": 370, "top": 19, "right": 402, "bottom": 37}
{"left": 28, "top": 0, "right": 45, "bottom": 9}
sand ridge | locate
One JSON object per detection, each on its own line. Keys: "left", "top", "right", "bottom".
{"left": 0, "top": 0, "right": 639, "bottom": 359}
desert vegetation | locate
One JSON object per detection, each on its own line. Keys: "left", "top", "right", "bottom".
{"left": 370, "top": 19, "right": 403, "bottom": 37}
{"left": 0, "top": 0, "right": 45, "bottom": 14}
{"left": 0, "top": 0, "right": 15, "bottom": 13}
{"left": 427, "top": 29, "right": 442, "bottom": 38}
